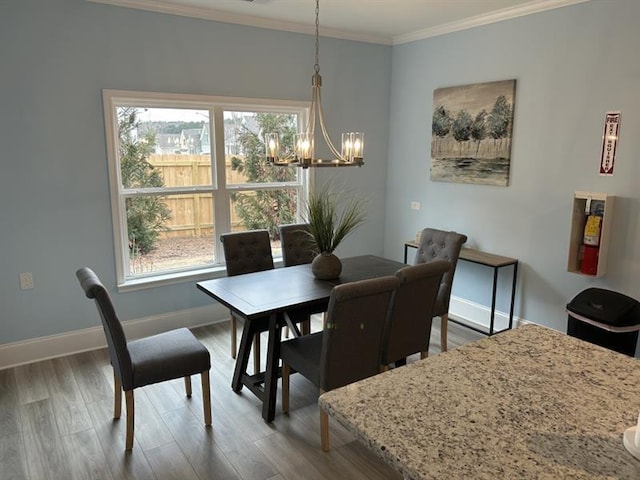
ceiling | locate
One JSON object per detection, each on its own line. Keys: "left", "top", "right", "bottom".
{"left": 89, "top": 0, "right": 588, "bottom": 45}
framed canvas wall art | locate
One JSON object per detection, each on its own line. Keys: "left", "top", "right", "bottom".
{"left": 430, "top": 79, "right": 516, "bottom": 186}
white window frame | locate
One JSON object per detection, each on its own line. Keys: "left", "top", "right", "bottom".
{"left": 103, "top": 89, "right": 310, "bottom": 291}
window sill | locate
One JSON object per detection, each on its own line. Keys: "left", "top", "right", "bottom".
{"left": 117, "top": 258, "right": 286, "bottom": 293}
{"left": 117, "top": 266, "right": 228, "bottom": 293}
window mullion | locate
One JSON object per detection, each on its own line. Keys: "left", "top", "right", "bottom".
{"left": 213, "top": 106, "right": 230, "bottom": 263}
{"left": 121, "top": 186, "right": 214, "bottom": 196}
{"left": 226, "top": 182, "right": 301, "bottom": 191}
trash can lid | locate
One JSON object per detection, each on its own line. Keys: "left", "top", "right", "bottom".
{"left": 567, "top": 288, "right": 640, "bottom": 327}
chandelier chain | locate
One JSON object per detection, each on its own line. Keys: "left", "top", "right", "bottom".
{"left": 314, "top": 0, "right": 320, "bottom": 73}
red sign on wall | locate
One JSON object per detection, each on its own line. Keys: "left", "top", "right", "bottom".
{"left": 599, "top": 111, "right": 620, "bottom": 176}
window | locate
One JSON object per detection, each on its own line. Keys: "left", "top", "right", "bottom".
{"left": 103, "top": 90, "right": 309, "bottom": 290}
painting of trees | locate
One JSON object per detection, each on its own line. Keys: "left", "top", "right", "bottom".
{"left": 430, "top": 80, "right": 516, "bottom": 186}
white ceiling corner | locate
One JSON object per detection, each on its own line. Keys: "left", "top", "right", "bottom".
{"left": 87, "top": 0, "right": 591, "bottom": 45}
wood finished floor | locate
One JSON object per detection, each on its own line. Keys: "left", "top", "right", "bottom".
{"left": 0, "top": 317, "right": 483, "bottom": 480}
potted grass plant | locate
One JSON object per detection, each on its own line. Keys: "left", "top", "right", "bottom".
{"left": 304, "top": 182, "right": 366, "bottom": 280}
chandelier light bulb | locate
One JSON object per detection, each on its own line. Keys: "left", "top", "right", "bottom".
{"left": 265, "top": 132, "right": 280, "bottom": 162}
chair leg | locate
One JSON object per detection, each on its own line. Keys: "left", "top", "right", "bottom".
{"left": 395, "top": 358, "right": 407, "bottom": 367}
{"left": 420, "top": 350, "right": 429, "bottom": 359}
{"left": 282, "top": 363, "right": 290, "bottom": 413}
{"left": 230, "top": 312, "right": 237, "bottom": 359}
{"left": 301, "top": 318, "right": 311, "bottom": 335}
{"left": 440, "top": 314, "right": 449, "bottom": 352}
{"left": 125, "top": 390, "right": 134, "bottom": 451}
{"left": 201, "top": 370, "right": 212, "bottom": 426}
{"left": 320, "top": 398, "right": 330, "bottom": 452}
{"left": 113, "top": 370, "right": 122, "bottom": 419}
{"left": 184, "top": 376, "right": 192, "bottom": 397}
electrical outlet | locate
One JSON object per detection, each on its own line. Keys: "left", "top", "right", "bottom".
{"left": 19, "top": 272, "right": 34, "bottom": 290}
{"left": 410, "top": 201, "right": 421, "bottom": 210}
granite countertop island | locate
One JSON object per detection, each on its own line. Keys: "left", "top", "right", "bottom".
{"left": 319, "top": 324, "right": 640, "bottom": 479}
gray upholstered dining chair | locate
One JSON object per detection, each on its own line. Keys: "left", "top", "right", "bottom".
{"left": 279, "top": 223, "right": 317, "bottom": 335}
{"left": 279, "top": 223, "right": 317, "bottom": 267}
{"left": 414, "top": 228, "right": 468, "bottom": 352}
{"left": 220, "top": 229, "right": 274, "bottom": 373}
{"left": 381, "top": 260, "right": 451, "bottom": 368}
{"left": 280, "top": 275, "right": 399, "bottom": 451}
{"left": 76, "top": 267, "right": 211, "bottom": 451}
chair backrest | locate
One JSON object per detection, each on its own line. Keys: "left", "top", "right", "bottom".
{"left": 382, "top": 261, "right": 450, "bottom": 365}
{"left": 76, "top": 267, "right": 132, "bottom": 386}
{"left": 414, "top": 228, "right": 467, "bottom": 316}
{"left": 220, "top": 229, "right": 274, "bottom": 276}
{"left": 279, "top": 223, "right": 317, "bottom": 267}
{"left": 320, "top": 275, "right": 399, "bottom": 391}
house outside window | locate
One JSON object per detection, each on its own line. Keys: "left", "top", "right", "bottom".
{"left": 103, "top": 90, "right": 309, "bottom": 290}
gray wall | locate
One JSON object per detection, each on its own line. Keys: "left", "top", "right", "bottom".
{"left": 0, "top": 0, "right": 391, "bottom": 345}
{"left": 384, "top": 0, "right": 640, "bottom": 331}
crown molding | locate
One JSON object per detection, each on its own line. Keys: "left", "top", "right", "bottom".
{"left": 86, "top": 0, "right": 392, "bottom": 45}
{"left": 88, "top": 0, "right": 590, "bottom": 46}
{"left": 392, "top": 0, "right": 591, "bottom": 45}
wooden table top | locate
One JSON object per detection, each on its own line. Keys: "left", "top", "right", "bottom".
{"left": 197, "top": 254, "right": 406, "bottom": 319}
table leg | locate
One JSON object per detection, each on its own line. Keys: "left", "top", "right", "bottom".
{"left": 232, "top": 317, "right": 256, "bottom": 392}
{"left": 508, "top": 262, "right": 518, "bottom": 329}
{"left": 262, "top": 312, "right": 282, "bottom": 422}
{"left": 283, "top": 312, "right": 302, "bottom": 338}
{"left": 489, "top": 267, "right": 498, "bottom": 335}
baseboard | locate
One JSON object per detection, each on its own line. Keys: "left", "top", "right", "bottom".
{"left": 0, "top": 304, "right": 228, "bottom": 370}
{"left": 1, "top": 295, "right": 527, "bottom": 370}
{"left": 449, "top": 295, "right": 528, "bottom": 333}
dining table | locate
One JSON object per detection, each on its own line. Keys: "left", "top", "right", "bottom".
{"left": 196, "top": 254, "right": 406, "bottom": 422}
{"left": 318, "top": 323, "right": 640, "bottom": 479}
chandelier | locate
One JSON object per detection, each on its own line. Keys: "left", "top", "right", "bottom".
{"left": 265, "top": 0, "right": 364, "bottom": 168}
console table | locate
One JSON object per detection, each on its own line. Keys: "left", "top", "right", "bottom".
{"left": 404, "top": 241, "right": 518, "bottom": 336}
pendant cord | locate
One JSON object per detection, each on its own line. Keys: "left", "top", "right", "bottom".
{"left": 314, "top": 0, "right": 320, "bottom": 74}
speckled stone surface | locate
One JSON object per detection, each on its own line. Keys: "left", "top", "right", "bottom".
{"left": 319, "top": 324, "right": 640, "bottom": 479}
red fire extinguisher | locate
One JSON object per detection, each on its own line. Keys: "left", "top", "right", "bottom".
{"left": 580, "top": 214, "right": 601, "bottom": 275}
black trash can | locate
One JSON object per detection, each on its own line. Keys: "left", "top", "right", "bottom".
{"left": 566, "top": 288, "right": 640, "bottom": 356}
